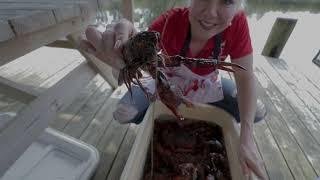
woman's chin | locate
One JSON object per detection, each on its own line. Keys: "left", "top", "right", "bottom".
{"left": 193, "top": 27, "right": 222, "bottom": 40}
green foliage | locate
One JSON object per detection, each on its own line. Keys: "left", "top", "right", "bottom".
{"left": 101, "top": 0, "right": 320, "bottom": 29}
{"left": 134, "top": 0, "right": 188, "bottom": 30}
{"left": 245, "top": 0, "right": 320, "bottom": 16}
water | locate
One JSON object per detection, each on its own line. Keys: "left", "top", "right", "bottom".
{"left": 244, "top": 1, "right": 320, "bottom": 68}
{"left": 101, "top": 0, "right": 320, "bottom": 68}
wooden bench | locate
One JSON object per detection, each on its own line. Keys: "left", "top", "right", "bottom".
{"left": 0, "top": 0, "right": 137, "bottom": 178}
{"left": 0, "top": 0, "right": 119, "bottom": 175}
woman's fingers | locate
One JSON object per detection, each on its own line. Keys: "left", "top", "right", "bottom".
{"left": 114, "top": 19, "right": 134, "bottom": 49}
{"left": 101, "top": 28, "right": 126, "bottom": 69}
{"left": 79, "top": 39, "right": 96, "bottom": 54}
{"left": 81, "top": 19, "right": 135, "bottom": 69}
{"left": 240, "top": 156, "right": 250, "bottom": 176}
{"left": 239, "top": 143, "right": 267, "bottom": 180}
{"left": 102, "top": 28, "right": 116, "bottom": 52}
{"left": 246, "top": 155, "right": 266, "bottom": 180}
{"left": 85, "top": 26, "right": 103, "bottom": 52}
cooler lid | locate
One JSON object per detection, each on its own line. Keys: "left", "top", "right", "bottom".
{"left": 0, "top": 109, "right": 50, "bottom": 177}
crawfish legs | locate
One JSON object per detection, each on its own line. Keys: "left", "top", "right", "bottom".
{"left": 156, "top": 71, "right": 193, "bottom": 120}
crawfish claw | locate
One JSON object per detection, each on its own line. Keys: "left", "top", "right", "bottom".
{"left": 161, "top": 55, "right": 247, "bottom": 72}
{"left": 218, "top": 61, "right": 247, "bottom": 71}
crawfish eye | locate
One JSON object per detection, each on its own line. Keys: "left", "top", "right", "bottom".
{"left": 148, "top": 31, "right": 160, "bottom": 44}
{"left": 153, "top": 31, "right": 160, "bottom": 38}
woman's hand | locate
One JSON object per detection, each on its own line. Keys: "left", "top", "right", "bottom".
{"left": 239, "top": 134, "right": 267, "bottom": 180}
{"left": 80, "top": 19, "right": 137, "bottom": 70}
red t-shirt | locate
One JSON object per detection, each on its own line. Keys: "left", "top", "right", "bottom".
{"left": 148, "top": 8, "right": 253, "bottom": 76}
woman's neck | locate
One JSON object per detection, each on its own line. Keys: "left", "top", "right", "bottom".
{"left": 189, "top": 36, "right": 208, "bottom": 56}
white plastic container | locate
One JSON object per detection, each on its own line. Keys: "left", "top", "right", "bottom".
{"left": 1, "top": 128, "right": 99, "bottom": 180}
{"left": 121, "top": 101, "right": 248, "bottom": 180}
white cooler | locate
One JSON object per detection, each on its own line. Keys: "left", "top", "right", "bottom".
{"left": 120, "top": 101, "right": 247, "bottom": 180}
{"left": 1, "top": 128, "right": 99, "bottom": 180}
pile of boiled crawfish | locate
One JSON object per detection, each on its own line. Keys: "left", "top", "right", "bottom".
{"left": 120, "top": 31, "right": 246, "bottom": 120}
{"left": 143, "top": 119, "right": 231, "bottom": 180}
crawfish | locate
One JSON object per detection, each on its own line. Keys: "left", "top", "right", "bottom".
{"left": 120, "top": 31, "right": 246, "bottom": 120}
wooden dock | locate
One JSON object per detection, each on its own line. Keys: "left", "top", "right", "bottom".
{"left": 1, "top": 49, "right": 319, "bottom": 179}
{"left": 252, "top": 55, "right": 320, "bottom": 180}
{"left": 0, "top": 0, "right": 319, "bottom": 178}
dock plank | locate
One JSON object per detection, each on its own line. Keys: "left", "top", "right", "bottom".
{"left": 255, "top": 55, "right": 320, "bottom": 145}
{"left": 254, "top": 59, "right": 320, "bottom": 175}
{"left": 269, "top": 58, "right": 320, "bottom": 119}
{"left": 90, "top": 121, "right": 129, "bottom": 180}
{"left": 252, "top": 136, "right": 270, "bottom": 180}
{"left": 62, "top": 81, "right": 112, "bottom": 138}
{"left": 255, "top": 76, "right": 317, "bottom": 179}
{"left": 75, "top": 85, "right": 131, "bottom": 180}
{"left": 79, "top": 86, "right": 128, "bottom": 146}
{"left": 106, "top": 124, "right": 139, "bottom": 180}
{"left": 253, "top": 119, "right": 293, "bottom": 179}
{"left": 50, "top": 75, "right": 104, "bottom": 131}
{"left": 278, "top": 59, "right": 320, "bottom": 102}
{"left": 290, "top": 60, "right": 320, "bottom": 91}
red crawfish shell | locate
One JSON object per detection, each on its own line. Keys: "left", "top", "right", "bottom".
{"left": 122, "top": 31, "right": 160, "bottom": 65}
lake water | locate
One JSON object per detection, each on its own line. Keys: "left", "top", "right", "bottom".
{"left": 245, "top": 2, "right": 320, "bottom": 68}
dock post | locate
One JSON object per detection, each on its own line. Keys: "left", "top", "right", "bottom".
{"left": 262, "top": 17, "right": 297, "bottom": 58}
{"left": 122, "top": 0, "right": 134, "bottom": 22}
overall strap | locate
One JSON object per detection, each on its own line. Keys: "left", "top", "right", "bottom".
{"left": 213, "top": 33, "right": 222, "bottom": 60}
{"left": 179, "top": 25, "right": 192, "bottom": 57}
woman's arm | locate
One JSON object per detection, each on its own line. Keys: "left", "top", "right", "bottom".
{"left": 232, "top": 53, "right": 256, "bottom": 137}
{"left": 231, "top": 53, "right": 266, "bottom": 179}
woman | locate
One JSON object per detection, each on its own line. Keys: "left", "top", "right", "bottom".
{"left": 81, "top": 0, "right": 266, "bottom": 179}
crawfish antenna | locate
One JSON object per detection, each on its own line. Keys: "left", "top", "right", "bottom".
{"left": 157, "top": 12, "right": 171, "bottom": 56}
